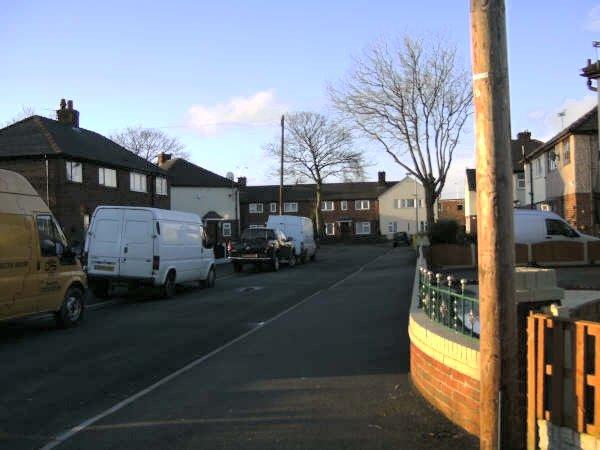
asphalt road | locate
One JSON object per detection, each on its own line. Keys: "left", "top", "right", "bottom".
{"left": 0, "top": 244, "right": 477, "bottom": 450}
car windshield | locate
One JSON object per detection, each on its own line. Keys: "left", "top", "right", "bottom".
{"left": 241, "top": 228, "right": 274, "bottom": 240}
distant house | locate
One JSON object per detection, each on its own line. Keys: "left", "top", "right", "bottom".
{"left": 378, "top": 176, "right": 430, "bottom": 238}
{"left": 240, "top": 171, "right": 394, "bottom": 240}
{"left": 523, "top": 107, "right": 599, "bottom": 234}
{"left": 0, "top": 99, "right": 169, "bottom": 245}
{"left": 464, "top": 130, "right": 543, "bottom": 234}
{"left": 158, "top": 154, "right": 240, "bottom": 242}
{"left": 437, "top": 198, "right": 465, "bottom": 227}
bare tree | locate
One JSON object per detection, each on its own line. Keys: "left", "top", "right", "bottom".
{"left": 4, "top": 106, "right": 36, "bottom": 127}
{"left": 265, "top": 112, "right": 365, "bottom": 234}
{"left": 330, "top": 36, "right": 472, "bottom": 227}
{"left": 111, "top": 126, "right": 189, "bottom": 163}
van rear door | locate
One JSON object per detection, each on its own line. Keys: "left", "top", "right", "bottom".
{"left": 119, "top": 209, "right": 154, "bottom": 279}
{"left": 88, "top": 209, "right": 124, "bottom": 277}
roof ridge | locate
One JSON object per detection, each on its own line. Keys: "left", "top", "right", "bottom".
{"left": 33, "top": 116, "right": 62, "bottom": 154}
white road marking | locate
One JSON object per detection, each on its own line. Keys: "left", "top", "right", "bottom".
{"left": 40, "top": 250, "right": 387, "bottom": 449}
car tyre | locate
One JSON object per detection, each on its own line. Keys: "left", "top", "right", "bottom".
{"left": 55, "top": 286, "right": 85, "bottom": 328}
{"left": 271, "top": 254, "right": 280, "bottom": 272}
{"left": 310, "top": 252, "right": 316, "bottom": 262}
{"left": 204, "top": 267, "right": 216, "bottom": 288}
{"left": 288, "top": 253, "right": 296, "bottom": 268}
{"left": 161, "top": 271, "right": 176, "bottom": 299}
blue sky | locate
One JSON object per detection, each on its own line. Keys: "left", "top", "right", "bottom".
{"left": 2, "top": 0, "right": 600, "bottom": 197}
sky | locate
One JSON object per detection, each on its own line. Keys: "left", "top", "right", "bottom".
{"left": 2, "top": 0, "right": 600, "bottom": 198}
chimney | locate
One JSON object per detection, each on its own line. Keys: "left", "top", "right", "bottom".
{"left": 56, "top": 98, "right": 79, "bottom": 127}
{"left": 517, "top": 130, "right": 531, "bottom": 142}
{"left": 378, "top": 171, "right": 386, "bottom": 185}
{"left": 237, "top": 176, "right": 247, "bottom": 187}
{"left": 157, "top": 153, "right": 172, "bottom": 166}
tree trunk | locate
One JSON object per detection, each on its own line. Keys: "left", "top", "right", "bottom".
{"left": 424, "top": 182, "right": 436, "bottom": 229}
{"left": 314, "top": 185, "right": 322, "bottom": 237}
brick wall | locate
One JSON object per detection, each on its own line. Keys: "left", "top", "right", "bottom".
{"left": 0, "top": 157, "right": 169, "bottom": 243}
{"left": 438, "top": 199, "right": 466, "bottom": 226}
{"left": 549, "top": 192, "right": 593, "bottom": 233}
{"left": 410, "top": 343, "right": 480, "bottom": 436}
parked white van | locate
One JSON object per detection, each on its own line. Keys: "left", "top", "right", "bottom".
{"left": 266, "top": 215, "right": 317, "bottom": 262}
{"left": 514, "top": 209, "right": 599, "bottom": 244}
{"left": 84, "top": 207, "right": 215, "bottom": 298}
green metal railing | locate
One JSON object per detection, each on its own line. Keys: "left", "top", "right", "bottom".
{"left": 418, "top": 267, "right": 479, "bottom": 338}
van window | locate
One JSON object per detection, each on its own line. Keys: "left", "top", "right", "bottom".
{"left": 125, "top": 220, "right": 151, "bottom": 244}
{"left": 184, "top": 223, "right": 202, "bottom": 245}
{"left": 545, "top": 219, "right": 579, "bottom": 237}
{"left": 36, "top": 215, "right": 67, "bottom": 257}
{"left": 162, "top": 221, "right": 183, "bottom": 245}
{"left": 95, "top": 219, "right": 121, "bottom": 243}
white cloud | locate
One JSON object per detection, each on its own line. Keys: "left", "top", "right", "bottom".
{"left": 586, "top": 5, "right": 600, "bottom": 31}
{"left": 187, "top": 90, "right": 287, "bottom": 135}
{"left": 527, "top": 95, "right": 597, "bottom": 141}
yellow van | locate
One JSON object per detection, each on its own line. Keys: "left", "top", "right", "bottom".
{"left": 0, "top": 169, "right": 86, "bottom": 327}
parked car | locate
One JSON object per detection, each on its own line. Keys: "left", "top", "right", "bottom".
{"left": 266, "top": 215, "right": 317, "bottom": 262}
{"left": 230, "top": 227, "right": 295, "bottom": 272}
{"left": 0, "top": 169, "right": 87, "bottom": 327}
{"left": 392, "top": 231, "right": 410, "bottom": 247}
{"left": 513, "top": 209, "right": 600, "bottom": 244}
{"left": 84, "top": 206, "right": 215, "bottom": 299}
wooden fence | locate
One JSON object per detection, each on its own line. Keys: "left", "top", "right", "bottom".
{"left": 528, "top": 313, "right": 600, "bottom": 447}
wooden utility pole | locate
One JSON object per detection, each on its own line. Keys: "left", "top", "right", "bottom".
{"left": 279, "top": 114, "right": 284, "bottom": 215}
{"left": 470, "top": 1, "right": 519, "bottom": 449}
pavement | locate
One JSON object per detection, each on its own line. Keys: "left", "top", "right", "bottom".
{"left": 0, "top": 244, "right": 477, "bottom": 450}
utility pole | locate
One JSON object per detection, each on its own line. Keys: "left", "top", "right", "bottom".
{"left": 470, "top": 1, "right": 518, "bottom": 449}
{"left": 414, "top": 177, "right": 419, "bottom": 233}
{"left": 279, "top": 114, "right": 284, "bottom": 215}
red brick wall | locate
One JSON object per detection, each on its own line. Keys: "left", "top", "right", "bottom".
{"left": 438, "top": 199, "right": 466, "bottom": 227}
{"left": 549, "top": 193, "right": 593, "bottom": 233}
{"left": 410, "top": 343, "right": 480, "bottom": 436}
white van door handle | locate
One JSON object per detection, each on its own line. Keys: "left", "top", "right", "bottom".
{"left": 123, "top": 246, "right": 128, "bottom": 254}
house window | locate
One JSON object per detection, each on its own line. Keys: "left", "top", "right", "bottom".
{"left": 457, "top": 204, "right": 464, "bottom": 211}
{"left": 547, "top": 149, "right": 557, "bottom": 171}
{"left": 270, "top": 202, "right": 277, "bottom": 213}
{"left": 420, "top": 221, "right": 426, "bottom": 232}
{"left": 563, "top": 140, "right": 570, "bottom": 165}
{"left": 130, "top": 172, "right": 148, "bottom": 193}
{"left": 222, "top": 222, "right": 232, "bottom": 237}
{"left": 65, "top": 161, "right": 82, "bottom": 183}
{"left": 249, "top": 203, "right": 263, "bottom": 214}
{"left": 284, "top": 202, "right": 298, "bottom": 213}
{"left": 155, "top": 177, "right": 168, "bottom": 196}
{"left": 355, "top": 221, "right": 371, "bottom": 235}
{"left": 534, "top": 158, "right": 543, "bottom": 177}
{"left": 400, "top": 199, "right": 415, "bottom": 208}
{"left": 387, "top": 222, "right": 398, "bottom": 233}
{"left": 419, "top": 199, "right": 424, "bottom": 208}
{"left": 341, "top": 200, "right": 348, "bottom": 211}
{"left": 517, "top": 172, "right": 526, "bottom": 189}
{"left": 98, "top": 167, "right": 117, "bottom": 188}
{"left": 325, "top": 223, "right": 335, "bottom": 236}
{"left": 355, "top": 200, "right": 370, "bottom": 210}
{"left": 321, "top": 201, "right": 335, "bottom": 211}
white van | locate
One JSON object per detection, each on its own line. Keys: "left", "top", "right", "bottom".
{"left": 514, "top": 209, "right": 599, "bottom": 244}
{"left": 84, "top": 206, "right": 215, "bottom": 298}
{"left": 266, "top": 215, "right": 317, "bottom": 263}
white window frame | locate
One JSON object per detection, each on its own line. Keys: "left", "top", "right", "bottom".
{"left": 355, "top": 200, "right": 370, "bottom": 210}
{"left": 563, "top": 139, "right": 570, "bottom": 165}
{"left": 65, "top": 161, "right": 82, "bottom": 183}
{"left": 98, "top": 167, "right": 117, "bottom": 188}
{"left": 517, "top": 172, "right": 526, "bottom": 189}
{"left": 387, "top": 222, "right": 398, "bottom": 233}
{"left": 270, "top": 202, "right": 277, "bottom": 213}
{"left": 321, "top": 201, "right": 335, "bottom": 211}
{"left": 325, "top": 223, "right": 335, "bottom": 236}
{"left": 249, "top": 203, "right": 264, "bottom": 214}
{"left": 155, "top": 176, "right": 168, "bottom": 196}
{"left": 534, "top": 158, "right": 543, "bottom": 177}
{"left": 222, "top": 222, "right": 232, "bottom": 237}
{"left": 355, "top": 221, "right": 371, "bottom": 235}
{"left": 340, "top": 200, "right": 348, "bottom": 211}
{"left": 129, "top": 172, "right": 148, "bottom": 193}
{"left": 284, "top": 202, "right": 298, "bottom": 213}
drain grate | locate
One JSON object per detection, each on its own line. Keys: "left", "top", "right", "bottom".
{"left": 235, "top": 286, "right": 264, "bottom": 293}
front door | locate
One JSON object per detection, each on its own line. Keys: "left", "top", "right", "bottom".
{"left": 339, "top": 221, "right": 352, "bottom": 239}
{"left": 119, "top": 210, "right": 154, "bottom": 279}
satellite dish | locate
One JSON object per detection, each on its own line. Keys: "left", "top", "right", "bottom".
{"left": 226, "top": 172, "right": 234, "bottom": 181}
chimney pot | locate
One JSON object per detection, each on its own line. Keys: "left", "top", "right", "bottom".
{"left": 56, "top": 98, "right": 79, "bottom": 127}
{"left": 60, "top": 99, "right": 67, "bottom": 110}
{"left": 517, "top": 130, "right": 532, "bottom": 142}
{"left": 157, "top": 153, "right": 172, "bottom": 166}
{"left": 378, "top": 171, "right": 386, "bottom": 184}
{"left": 237, "top": 176, "right": 247, "bottom": 187}
{"left": 67, "top": 100, "right": 73, "bottom": 110}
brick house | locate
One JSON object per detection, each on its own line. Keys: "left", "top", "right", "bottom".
{"left": 437, "top": 198, "right": 465, "bottom": 227}
{"left": 158, "top": 154, "right": 240, "bottom": 243}
{"left": 523, "top": 106, "right": 599, "bottom": 234}
{"left": 0, "top": 100, "right": 169, "bottom": 246}
{"left": 239, "top": 172, "right": 394, "bottom": 240}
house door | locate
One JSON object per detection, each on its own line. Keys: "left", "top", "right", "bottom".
{"left": 339, "top": 221, "right": 352, "bottom": 239}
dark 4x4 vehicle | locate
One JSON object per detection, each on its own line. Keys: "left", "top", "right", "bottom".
{"left": 230, "top": 227, "right": 296, "bottom": 272}
{"left": 393, "top": 231, "right": 410, "bottom": 247}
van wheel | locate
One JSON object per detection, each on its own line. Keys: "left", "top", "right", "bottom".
{"left": 288, "top": 253, "right": 296, "bottom": 268}
{"left": 161, "top": 271, "right": 176, "bottom": 299}
{"left": 201, "top": 267, "right": 216, "bottom": 288}
{"left": 55, "top": 286, "right": 85, "bottom": 328}
{"left": 271, "top": 254, "right": 280, "bottom": 272}
{"left": 310, "top": 252, "right": 317, "bottom": 262}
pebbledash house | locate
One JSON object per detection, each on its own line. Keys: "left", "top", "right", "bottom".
{"left": 0, "top": 100, "right": 169, "bottom": 246}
